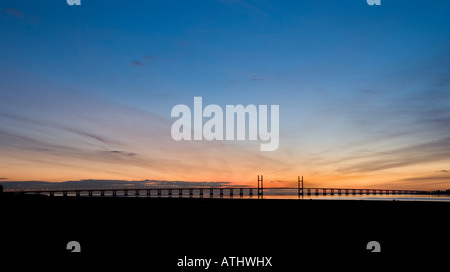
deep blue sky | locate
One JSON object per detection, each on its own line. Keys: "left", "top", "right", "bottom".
{"left": 1, "top": 0, "right": 450, "bottom": 189}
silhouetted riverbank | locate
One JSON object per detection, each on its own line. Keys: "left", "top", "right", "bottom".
{"left": 1, "top": 194, "right": 449, "bottom": 267}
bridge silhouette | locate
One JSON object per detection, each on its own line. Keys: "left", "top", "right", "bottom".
{"left": 8, "top": 175, "right": 427, "bottom": 198}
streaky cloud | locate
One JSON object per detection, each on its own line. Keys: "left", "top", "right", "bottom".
{"left": 1, "top": 179, "right": 235, "bottom": 190}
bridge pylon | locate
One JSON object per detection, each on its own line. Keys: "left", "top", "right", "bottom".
{"left": 257, "top": 175, "right": 264, "bottom": 197}
{"left": 298, "top": 176, "right": 304, "bottom": 196}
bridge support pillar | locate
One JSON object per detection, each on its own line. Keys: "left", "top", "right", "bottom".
{"left": 229, "top": 188, "right": 233, "bottom": 197}
{"left": 113, "top": 190, "right": 117, "bottom": 197}
{"left": 189, "top": 189, "right": 193, "bottom": 197}
{"left": 63, "top": 191, "right": 68, "bottom": 197}
{"left": 249, "top": 188, "right": 253, "bottom": 197}
{"left": 210, "top": 188, "right": 214, "bottom": 197}
{"left": 76, "top": 191, "right": 81, "bottom": 197}
{"left": 179, "top": 189, "right": 183, "bottom": 197}
{"left": 88, "top": 190, "right": 93, "bottom": 197}
{"left": 168, "top": 189, "right": 172, "bottom": 197}
{"left": 158, "top": 189, "right": 161, "bottom": 197}
{"left": 240, "top": 188, "right": 244, "bottom": 197}
{"left": 101, "top": 190, "right": 105, "bottom": 197}
{"left": 220, "top": 188, "right": 224, "bottom": 197}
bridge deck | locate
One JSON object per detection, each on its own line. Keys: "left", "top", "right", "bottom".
{"left": 6, "top": 187, "right": 427, "bottom": 194}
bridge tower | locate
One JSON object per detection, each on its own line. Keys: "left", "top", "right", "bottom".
{"left": 298, "top": 176, "right": 304, "bottom": 196}
{"left": 257, "top": 175, "right": 264, "bottom": 197}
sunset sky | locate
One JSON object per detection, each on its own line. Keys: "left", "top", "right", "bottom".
{"left": 1, "top": 0, "right": 450, "bottom": 190}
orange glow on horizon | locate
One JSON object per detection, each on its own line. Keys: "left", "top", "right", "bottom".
{"left": 2, "top": 163, "right": 449, "bottom": 191}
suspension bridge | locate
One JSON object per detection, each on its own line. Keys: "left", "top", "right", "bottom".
{"left": 5, "top": 175, "right": 427, "bottom": 198}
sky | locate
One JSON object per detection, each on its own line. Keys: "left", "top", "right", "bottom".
{"left": 1, "top": 0, "right": 450, "bottom": 189}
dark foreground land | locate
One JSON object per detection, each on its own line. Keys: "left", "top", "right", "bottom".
{"left": 1, "top": 194, "right": 449, "bottom": 267}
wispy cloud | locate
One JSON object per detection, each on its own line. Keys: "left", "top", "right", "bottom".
{"left": 251, "top": 75, "right": 263, "bottom": 81}
{"left": 5, "top": 8, "right": 24, "bottom": 19}
{"left": 105, "top": 150, "right": 137, "bottom": 157}
{"left": 131, "top": 60, "right": 144, "bottom": 67}
{"left": 337, "top": 137, "right": 450, "bottom": 173}
{"left": 0, "top": 68, "right": 284, "bottom": 183}
{"left": 396, "top": 175, "right": 450, "bottom": 189}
